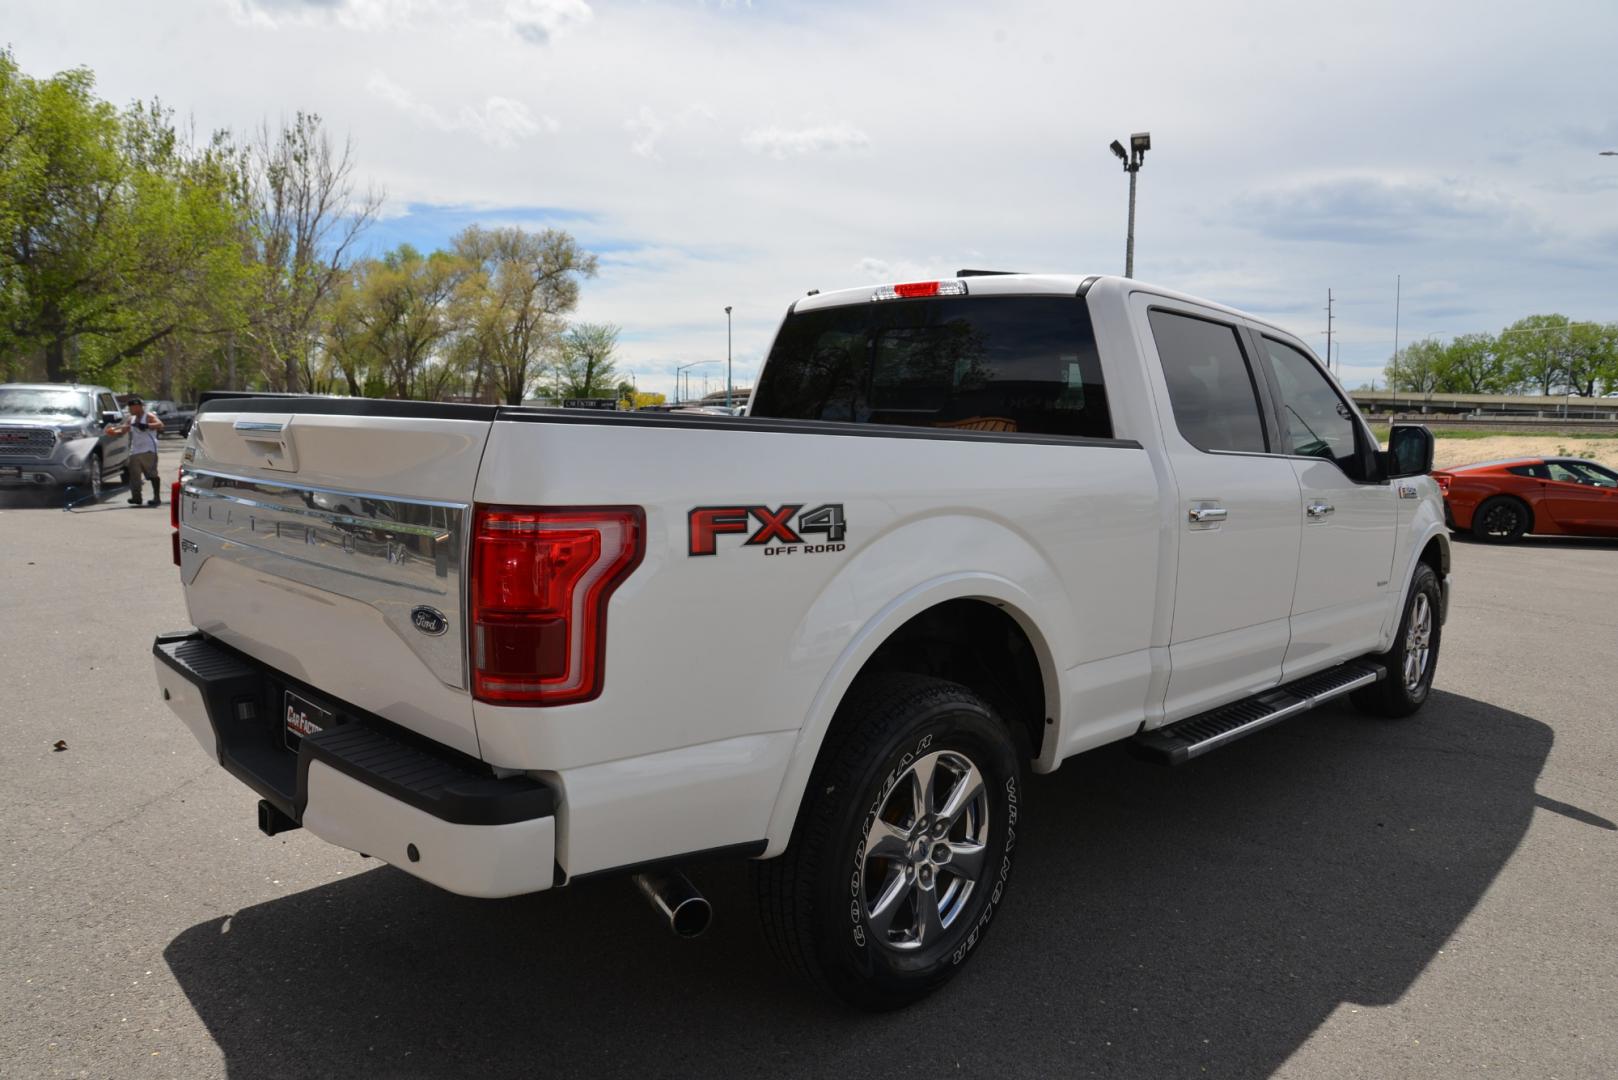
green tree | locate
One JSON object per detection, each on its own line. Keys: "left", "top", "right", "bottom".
{"left": 1384, "top": 339, "right": 1445, "bottom": 394}
{"left": 1565, "top": 322, "right": 1618, "bottom": 398}
{"left": 1433, "top": 332, "right": 1505, "bottom": 394}
{"left": 350, "top": 244, "right": 463, "bottom": 399}
{"left": 552, "top": 322, "right": 621, "bottom": 398}
{"left": 239, "top": 111, "right": 379, "bottom": 392}
{"left": 1498, "top": 314, "right": 1573, "bottom": 396}
{"left": 320, "top": 264, "right": 375, "bottom": 396}
{"left": 452, "top": 225, "right": 596, "bottom": 405}
{"left": 0, "top": 52, "right": 249, "bottom": 382}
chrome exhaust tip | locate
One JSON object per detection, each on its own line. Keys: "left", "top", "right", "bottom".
{"left": 632, "top": 869, "right": 712, "bottom": 938}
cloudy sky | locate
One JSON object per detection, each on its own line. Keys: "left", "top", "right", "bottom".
{"left": 10, "top": 0, "right": 1618, "bottom": 398}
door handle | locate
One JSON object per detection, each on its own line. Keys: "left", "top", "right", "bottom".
{"left": 1187, "top": 504, "right": 1228, "bottom": 527}
{"left": 1306, "top": 502, "right": 1335, "bottom": 519}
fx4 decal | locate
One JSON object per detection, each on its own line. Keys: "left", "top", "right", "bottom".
{"left": 689, "top": 503, "right": 847, "bottom": 557}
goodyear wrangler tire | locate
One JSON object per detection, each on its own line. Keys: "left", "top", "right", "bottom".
{"left": 754, "top": 673, "right": 1022, "bottom": 1010}
{"left": 1352, "top": 562, "right": 1442, "bottom": 718}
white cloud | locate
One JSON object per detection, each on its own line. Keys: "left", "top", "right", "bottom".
{"left": 14, "top": 0, "right": 1618, "bottom": 399}
{"left": 367, "top": 73, "right": 553, "bottom": 149}
{"left": 233, "top": 0, "right": 590, "bottom": 43}
{"left": 625, "top": 106, "right": 665, "bottom": 160}
{"left": 743, "top": 123, "right": 870, "bottom": 160}
{"left": 625, "top": 104, "right": 715, "bottom": 160}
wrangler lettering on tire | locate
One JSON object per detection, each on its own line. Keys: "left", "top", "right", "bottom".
{"left": 754, "top": 673, "right": 1023, "bottom": 1010}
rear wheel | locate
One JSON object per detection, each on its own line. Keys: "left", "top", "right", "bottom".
{"left": 1473, "top": 495, "right": 1529, "bottom": 542}
{"left": 754, "top": 674, "right": 1023, "bottom": 1010}
{"left": 1353, "top": 563, "right": 1442, "bottom": 718}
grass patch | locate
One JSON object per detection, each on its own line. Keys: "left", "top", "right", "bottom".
{"left": 1369, "top": 425, "right": 1615, "bottom": 441}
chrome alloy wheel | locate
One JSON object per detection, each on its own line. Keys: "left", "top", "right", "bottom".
{"left": 1404, "top": 592, "right": 1433, "bottom": 692}
{"left": 859, "top": 749, "right": 990, "bottom": 951}
{"left": 88, "top": 460, "right": 102, "bottom": 501}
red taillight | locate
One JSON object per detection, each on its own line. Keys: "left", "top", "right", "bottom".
{"left": 171, "top": 478, "right": 182, "bottom": 566}
{"left": 1433, "top": 474, "right": 1451, "bottom": 496}
{"left": 470, "top": 505, "right": 645, "bottom": 706}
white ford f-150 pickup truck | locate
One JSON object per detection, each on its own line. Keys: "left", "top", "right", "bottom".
{"left": 154, "top": 273, "right": 1448, "bottom": 1008}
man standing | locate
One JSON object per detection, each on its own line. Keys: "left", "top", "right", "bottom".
{"left": 107, "top": 396, "right": 164, "bottom": 506}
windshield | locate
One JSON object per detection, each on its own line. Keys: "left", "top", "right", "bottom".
{"left": 0, "top": 388, "right": 91, "bottom": 417}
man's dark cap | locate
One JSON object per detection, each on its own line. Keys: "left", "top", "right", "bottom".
{"left": 126, "top": 396, "right": 144, "bottom": 405}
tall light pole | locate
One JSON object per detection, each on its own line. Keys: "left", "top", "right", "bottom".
{"left": 674, "top": 360, "right": 716, "bottom": 404}
{"left": 725, "top": 306, "right": 733, "bottom": 412}
{"left": 1109, "top": 132, "right": 1151, "bottom": 278}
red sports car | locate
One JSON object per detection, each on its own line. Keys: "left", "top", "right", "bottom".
{"left": 1432, "top": 457, "right": 1618, "bottom": 542}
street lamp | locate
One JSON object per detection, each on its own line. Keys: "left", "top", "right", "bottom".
{"left": 725, "top": 306, "right": 733, "bottom": 412}
{"left": 674, "top": 360, "right": 717, "bottom": 404}
{"left": 1109, "top": 131, "right": 1151, "bottom": 278}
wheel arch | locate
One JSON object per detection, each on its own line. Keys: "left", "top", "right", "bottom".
{"left": 760, "top": 577, "right": 1061, "bottom": 858}
{"left": 1383, "top": 520, "right": 1450, "bottom": 646}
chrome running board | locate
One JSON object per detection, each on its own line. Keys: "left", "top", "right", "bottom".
{"left": 1131, "top": 661, "right": 1384, "bottom": 765}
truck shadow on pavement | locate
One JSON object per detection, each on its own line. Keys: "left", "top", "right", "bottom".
{"left": 166, "top": 690, "right": 1554, "bottom": 1079}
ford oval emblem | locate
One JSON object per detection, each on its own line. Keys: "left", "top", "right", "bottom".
{"left": 411, "top": 606, "right": 448, "bottom": 636}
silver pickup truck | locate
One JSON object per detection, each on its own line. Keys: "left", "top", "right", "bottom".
{"left": 0, "top": 383, "right": 132, "bottom": 503}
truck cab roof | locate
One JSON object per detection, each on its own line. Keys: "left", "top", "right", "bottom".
{"left": 794, "top": 274, "right": 1298, "bottom": 341}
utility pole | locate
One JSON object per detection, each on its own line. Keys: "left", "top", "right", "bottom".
{"left": 1392, "top": 274, "right": 1401, "bottom": 374}
{"left": 1324, "top": 289, "right": 1336, "bottom": 373}
{"left": 725, "top": 306, "right": 733, "bottom": 412}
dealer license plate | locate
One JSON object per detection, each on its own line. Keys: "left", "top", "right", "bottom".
{"left": 283, "top": 690, "right": 333, "bottom": 752}
{"left": 0, "top": 466, "right": 20, "bottom": 479}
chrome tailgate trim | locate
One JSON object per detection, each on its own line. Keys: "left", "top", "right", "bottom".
{"left": 180, "top": 469, "right": 469, "bottom": 688}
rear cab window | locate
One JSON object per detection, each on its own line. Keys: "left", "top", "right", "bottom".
{"left": 749, "top": 295, "right": 1112, "bottom": 439}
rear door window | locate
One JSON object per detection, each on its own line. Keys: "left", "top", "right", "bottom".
{"left": 1147, "top": 309, "right": 1268, "bottom": 454}
{"left": 749, "top": 296, "right": 1112, "bottom": 439}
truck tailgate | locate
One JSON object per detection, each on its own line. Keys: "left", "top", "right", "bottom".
{"left": 177, "top": 406, "right": 493, "bottom": 758}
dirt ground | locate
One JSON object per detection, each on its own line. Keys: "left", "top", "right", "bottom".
{"left": 1430, "top": 436, "right": 1618, "bottom": 470}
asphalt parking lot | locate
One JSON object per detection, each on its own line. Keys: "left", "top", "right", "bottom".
{"left": 4, "top": 449, "right": 1616, "bottom": 1079}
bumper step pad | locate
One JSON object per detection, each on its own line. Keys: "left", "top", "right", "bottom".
{"left": 154, "top": 631, "right": 553, "bottom": 827}
{"left": 1131, "top": 661, "right": 1383, "bottom": 765}
{"left": 302, "top": 724, "right": 553, "bottom": 826}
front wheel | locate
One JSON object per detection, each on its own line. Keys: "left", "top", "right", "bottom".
{"left": 754, "top": 674, "right": 1023, "bottom": 1010}
{"left": 86, "top": 452, "right": 104, "bottom": 503}
{"left": 1353, "top": 563, "right": 1442, "bottom": 718}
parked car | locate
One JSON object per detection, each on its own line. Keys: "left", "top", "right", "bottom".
{"left": 0, "top": 382, "right": 131, "bottom": 503}
{"left": 153, "top": 273, "right": 1449, "bottom": 1008}
{"left": 147, "top": 400, "right": 196, "bottom": 437}
{"left": 1433, "top": 457, "right": 1618, "bottom": 541}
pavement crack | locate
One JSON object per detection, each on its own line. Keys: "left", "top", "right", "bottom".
{"left": 61, "top": 768, "right": 217, "bottom": 857}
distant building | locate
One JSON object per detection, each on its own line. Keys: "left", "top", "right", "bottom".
{"left": 696, "top": 386, "right": 753, "bottom": 410}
